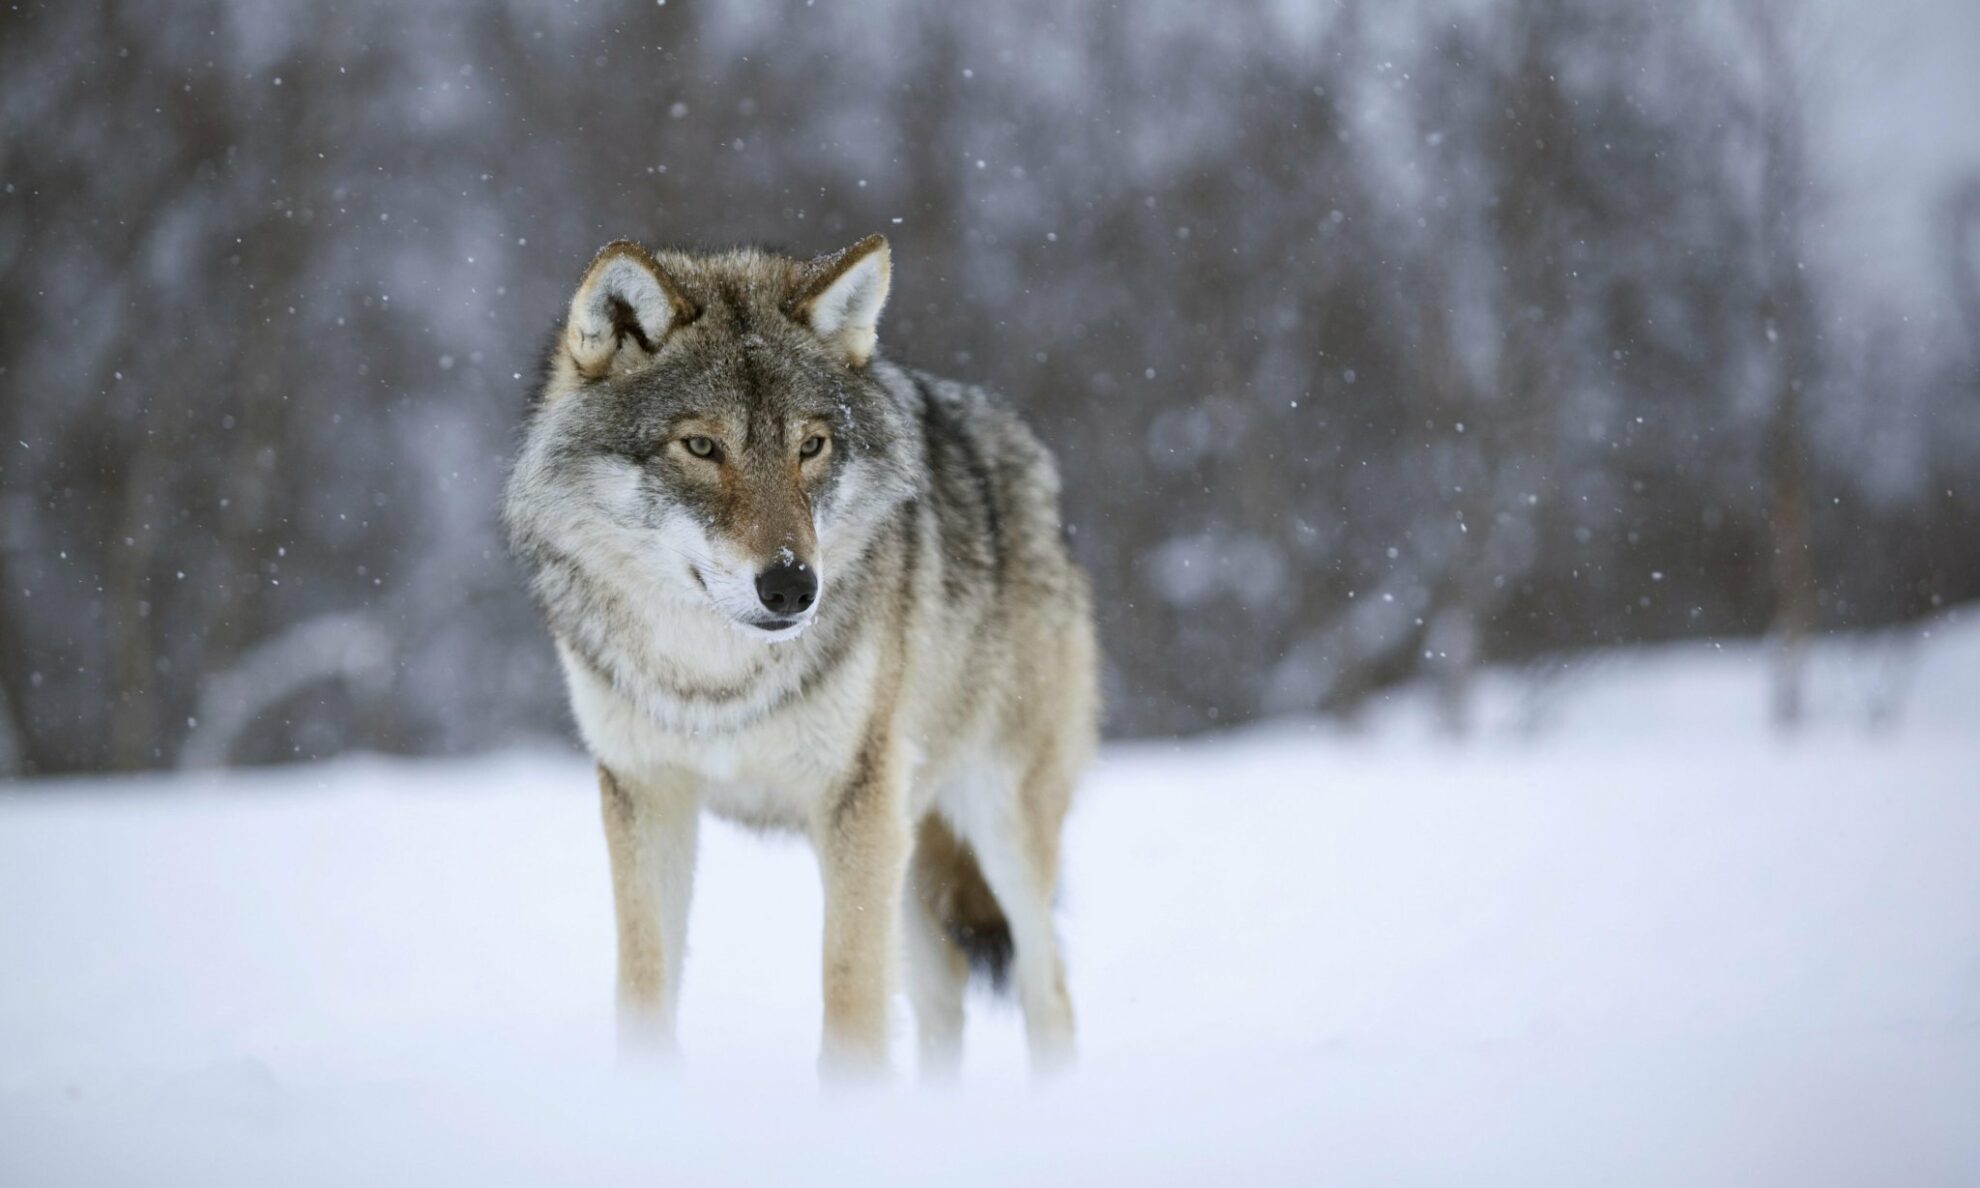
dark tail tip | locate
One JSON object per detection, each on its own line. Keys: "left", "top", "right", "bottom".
{"left": 947, "top": 916, "right": 1014, "bottom": 991}
{"left": 915, "top": 814, "right": 1016, "bottom": 994}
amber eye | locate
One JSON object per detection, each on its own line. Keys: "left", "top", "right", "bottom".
{"left": 799, "top": 434, "right": 828, "bottom": 459}
{"left": 683, "top": 435, "right": 719, "bottom": 460}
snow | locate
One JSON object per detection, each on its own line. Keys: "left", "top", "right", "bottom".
{"left": 3, "top": 615, "right": 1978, "bottom": 1186}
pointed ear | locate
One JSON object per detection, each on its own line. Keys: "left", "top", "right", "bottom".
{"left": 790, "top": 235, "right": 890, "bottom": 367}
{"left": 564, "top": 241, "right": 698, "bottom": 380}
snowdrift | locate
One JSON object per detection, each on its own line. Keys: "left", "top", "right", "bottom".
{"left": 3, "top": 613, "right": 1976, "bottom": 1185}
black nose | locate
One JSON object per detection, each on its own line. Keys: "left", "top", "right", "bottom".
{"left": 754, "top": 558, "right": 818, "bottom": 616}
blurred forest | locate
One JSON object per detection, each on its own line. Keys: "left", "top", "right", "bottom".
{"left": 2, "top": 0, "right": 1977, "bottom": 775}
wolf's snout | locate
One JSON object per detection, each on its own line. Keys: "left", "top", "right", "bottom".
{"left": 754, "top": 559, "right": 818, "bottom": 617}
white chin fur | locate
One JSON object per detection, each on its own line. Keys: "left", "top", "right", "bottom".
{"left": 728, "top": 615, "right": 815, "bottom": 644}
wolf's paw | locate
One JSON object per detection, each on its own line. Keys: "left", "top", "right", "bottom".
{"left": 817, "top": 1037, "right": 893, "bottom": 1089}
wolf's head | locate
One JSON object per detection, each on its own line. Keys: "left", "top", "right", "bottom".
{"left": 505, "top": 236, "right": 920, "bottom": 643}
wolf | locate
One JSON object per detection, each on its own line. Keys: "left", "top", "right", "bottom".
{"left": 503, "top": 235, "right": 1098, "bottom": 1077}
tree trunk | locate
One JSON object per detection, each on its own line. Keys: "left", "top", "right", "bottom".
{"left": 1766, "top": 370, "right": 1817, "bottom": 728}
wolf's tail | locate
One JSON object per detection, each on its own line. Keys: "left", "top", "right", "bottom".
{"left": 911, "top": 815, "right": 1014, "bottom": 990}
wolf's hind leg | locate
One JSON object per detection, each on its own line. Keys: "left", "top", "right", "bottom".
{"left": 957, "top": 769, "right": 1076, "bottom": 1074}
{"left": 903, "top": 881, "right": 967, "bottom": 1078}
{"left": 905, "top": 816, "right": 973, "bottom": 1078}
{"left": 599, "top": 764, "right": 700, "bottom": 1057}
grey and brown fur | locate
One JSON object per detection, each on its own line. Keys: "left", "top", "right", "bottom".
{"left": 503, "top": 235, "right": 1098, "bottom": 1078}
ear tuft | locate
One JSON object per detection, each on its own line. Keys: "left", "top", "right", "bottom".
{"left": 791, "top": 235, "right": 891, "bottom": 367}
{"left": 564, "top": 241, "right": 697, "bottom": 380}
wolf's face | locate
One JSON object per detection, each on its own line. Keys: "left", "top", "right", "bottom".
{"left": 507, "top": 237, "right": 919, "bottom": 643}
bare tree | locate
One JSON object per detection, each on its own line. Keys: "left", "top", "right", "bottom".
{"left": 1737, "top": 0, "right": 1823, "bottom": 729}
{"left": 1945, "top": 176, "right": 1980, "bottom": 385}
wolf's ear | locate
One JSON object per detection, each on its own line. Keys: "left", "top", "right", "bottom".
{"left": 564, "top": 241, "right": 698, "bottom": 380}
{"left": 790, "top": 235, "right": 890, "bottom": 367}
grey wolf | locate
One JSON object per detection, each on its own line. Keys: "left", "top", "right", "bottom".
{"left": 503, "top": 235, "right": 1098, "bottom": 1077}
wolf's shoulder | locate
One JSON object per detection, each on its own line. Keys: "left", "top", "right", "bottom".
{"left": 876, "top": 362, "right": 1076, "bottom": 594}
{"left": 887, "top": 364, "right": 1060, "bottom": 486}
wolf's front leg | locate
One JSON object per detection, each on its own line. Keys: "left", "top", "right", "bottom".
{"left": 598, "top": 764, "right": 700, "bottom": 1057}
{"left": 813, "top": 738, "right": 910, "bottom": 1079}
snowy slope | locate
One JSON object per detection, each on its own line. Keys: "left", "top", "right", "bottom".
{"left": 2, "top": 615, "right": 1977, "bottom": 1186}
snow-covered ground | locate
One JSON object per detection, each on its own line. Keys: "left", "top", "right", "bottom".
{"left": 3, "top": 613, "right": 1977, "bottom": 1186}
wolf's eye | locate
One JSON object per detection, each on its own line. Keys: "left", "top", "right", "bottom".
{"left": 683, "top": 435, "right": 719, "bottom": 460}
{"left": 799, "top": 434, "right": 828, "bottom": 459}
